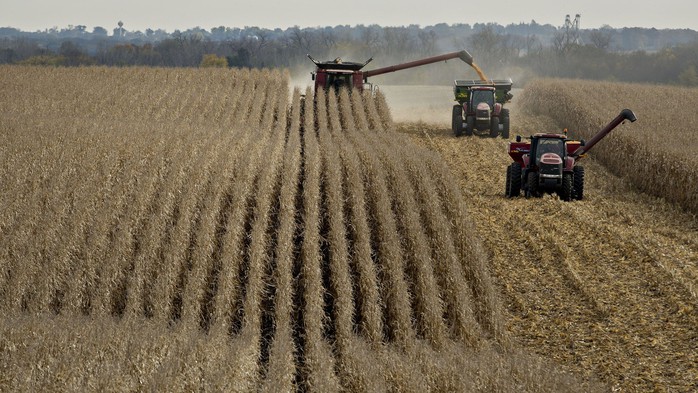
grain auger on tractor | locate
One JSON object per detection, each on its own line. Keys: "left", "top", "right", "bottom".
{"left": 505, "top": 109, "right": 637, "bottom": 201}
{"left": 307, "top": 50, "right": 474, "bottom": 92}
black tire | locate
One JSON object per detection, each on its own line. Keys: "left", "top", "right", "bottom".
{"left": 506, "top": 162, "right": 522, "bottom": 197}
{"left": 573, "top": 166, "right": 585, "bottom": 200}
{"left": 490, "top": 116, "right": 500, "bottom": 137}
{"left": 465, "top": 116, "right": 474, "bottom": 136}
{"left": 526, "top": 171, "right": 539, "bottom": 198}
{"left": 452, "top": 105, "right": 463, "bottom": 137}
{"left": 560, "top": 173, "right": 573, "bottom": 201}
{"left": 501, "top": 109, "right": 510, "bottom": 139}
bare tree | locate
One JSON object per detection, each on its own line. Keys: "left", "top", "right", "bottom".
{"left": 468, "top": 25, "right": 503, "bottom": 68}
{"left": 552, "top": 29, "right": 578, "bottom": 55}
{"left": 358, "top": 24, "right": 381, "bottom": 53}
{"left": 287, "top": 26, "right": 315, "bottom": 53}
{"left": 417, "top": 29, "right": 437, "bottom": 55}
{"left": 588, "top": 28, "right": 614, "bottom": 50}
{"left": 523, "top": 34, "right": 542, "bottom": 55}
{"left": 553, "top": 15, "right": 582, "bottom": 55}
{"left": 319, "top": 28, "right": 337, "bottom": 53}
{"left": 381, "top": 27, "right": 414, "bottom": 59}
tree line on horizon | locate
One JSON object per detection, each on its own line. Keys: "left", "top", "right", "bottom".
{"left": 1, "top": 22, "right": 697, "bottom": 86}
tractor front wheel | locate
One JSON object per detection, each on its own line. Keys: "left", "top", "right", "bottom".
{"left": 560, "top": 173, "right": 573, "bottom": 201}
{"left": 465, "top": 116, "right": 474, "bottom": 136}
{"left": 573, "top": 166, "right": 585, "bottom": 200}
{"left": 490, "top": 116, "right": 500, "bottom": 138}
{"left": 526, "top": 171, "right": 539, "bottom": 198}
{"left": 452, "top": 105, "right": 463, "bottom": 137}
{"left": 506, "top": 162, "right": 522, "bottom": 197}
{"left": 501, "top": 109, "right": 510, "bottom": 139}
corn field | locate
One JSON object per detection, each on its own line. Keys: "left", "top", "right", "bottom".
{"left": 0, "top": 66, "right": 598, "bottom": 391}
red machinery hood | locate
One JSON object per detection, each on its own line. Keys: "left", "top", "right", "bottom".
{"left": 540, "top": 153, "right": 563, "bottom": 165}
{"left": 476, "top": 102, "right": 490, "bottom": 111}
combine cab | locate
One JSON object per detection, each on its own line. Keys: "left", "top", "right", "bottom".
{"left": 452, "top": 79, "right": 513, "bottom": 138}
{"left": 505, "top": 109, "right": 637, "bottom": 201}
{"left": 308, "top": 50, "right": 474, "bottom": 92}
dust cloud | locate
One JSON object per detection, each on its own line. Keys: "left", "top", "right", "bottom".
{"left": 379, "top": 85, "right": 454, "bottom": 125}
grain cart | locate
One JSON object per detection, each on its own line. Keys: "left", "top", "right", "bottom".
{"left": 452, "top": 79, "right": 513, "bottom": 138}
{"left": 504, "top": 109, "right": 637, "bottom": 201}
{"left": 308, "top": 50, "right": 474, "bottom": 92}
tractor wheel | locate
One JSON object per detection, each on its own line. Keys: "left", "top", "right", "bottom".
{"left": 465, "top": 116, "right": 474, "bottom": 136}
{"left": 573, "top": 166, "right": 585, "bottom": 200}
{"left": 452, "top": 105, "right": 463, "bottom": 137}
{"left": 501, "top": 109, "right": 510, "bottom": 139}
{"left": 490, "top": 116, "right": 500, "bottom": 138}
{"left": 506, "top": 162, "right": 522, "bottom": 197}
{"left": 526, "top": 171, "right": 539, "bottom": 198}
{"left": 560, "top": 173, "right": 573, "bottom": 201}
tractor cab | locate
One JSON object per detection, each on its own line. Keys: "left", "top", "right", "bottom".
{"left": 326, "top": 72, "right": 353, "bottom": 90}
{"left": 530, "top": 135, "right": 567, "bottom": 187}
{"left": 510, "top": 132, "right": 582, "bottom": 170}
{"left": 531, "top": 135, "right": 566, "bottom": 164}
{"left": 471, "top": 88, "right": 497, "bottom": 127}
{"left": 470, "top": 87, "right": 496, "bottom": 108}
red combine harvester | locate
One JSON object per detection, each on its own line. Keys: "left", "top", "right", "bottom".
{"left": 307, "top": 50, "right": 474, "bottom": 92}
{"left": 505, "top": 109, "right": 637, "bottom": 201}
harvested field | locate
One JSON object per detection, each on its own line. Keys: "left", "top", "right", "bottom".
{"left": 0, "top": 67, "right": 596, "bottom": 391}
{"left": 392, "top": 81, "right": 698, "bottom": 392}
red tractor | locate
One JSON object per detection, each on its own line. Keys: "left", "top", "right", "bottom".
{"left": 505, "top": 109, "right": 637, "bottom": 200}
{"left": 452, "top": 79, "right": 513, "bottom": 138}
{"left": 308, "top": 50, "right": 474, "bottom": 92}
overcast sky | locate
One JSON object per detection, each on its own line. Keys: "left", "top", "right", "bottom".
{"left": 2, "top": 0, "right": 696, "bottom": 32}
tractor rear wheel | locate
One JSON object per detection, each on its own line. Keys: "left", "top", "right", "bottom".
{"left": 490, "top": 116, "right": 500, "bottom": 137}
{"left": 501, "top": 109, "right": 510, "bottom": 138}
{"left": 573, "top": 166, "right": 585, "bottom": 200}
{"left": 560, "top": 173, "right": 573, "bottom": 201}
{"left": 506, "top": 162, "right": 522, "bottom": 197}
{"left": 526, "top": 171, "right": 539, "bottom": 198}
{"left": 465, "top": 116, "right": 474, "bottom": 136}
{"left": 452, "top": 105, "right": 463, "bottom": 137}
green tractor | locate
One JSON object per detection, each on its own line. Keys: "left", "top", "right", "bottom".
{"left": 452, "top": 79, "right": 513, "bottom": 138}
